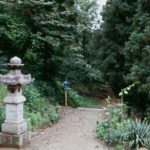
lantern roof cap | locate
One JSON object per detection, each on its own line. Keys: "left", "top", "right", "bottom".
{"left": 7, "top": 56, "right": 24, "bottom": 66}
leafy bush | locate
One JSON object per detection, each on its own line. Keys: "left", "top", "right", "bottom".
{"left": 96, "top": 104, "right": 150, "bottom": 150}
{"left": 96, "top": 104, "right": 131, "bottom": 146}
{"left": 60, "top": 52, "right": 104, "bottom": 83}
{"left": 54, "top": 79, "right": 65, "bottom": 105}
{"left": 25, "top": 106, "right": 58, "bottom": 131}
{"left": 68, "top": 88, "right": 99, "bottom": 108}
{"left": 23, "top": 80, "right": 48, "bottom": 112}
{"left": 34, "top": 81, "right": 56, "bottom": 98}
{"left": 23, "top": 80, "right": 59, "bottom": 130}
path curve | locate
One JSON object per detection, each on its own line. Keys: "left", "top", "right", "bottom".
{"left": 0, "top": 107, "right": 113, "bottom": 150}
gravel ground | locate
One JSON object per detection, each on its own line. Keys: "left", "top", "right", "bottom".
{"left": 0, "top": 107, "right": 113, "bottom": 150}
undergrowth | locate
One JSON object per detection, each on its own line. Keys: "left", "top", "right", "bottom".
{"left": 96, "top": 104, "right": 150, "bottom": 150}
{"left": 0, "top": 81, "right": 59, "bottom": 131}
{"left": 0, "top": 85, "right": 6, "bottom": 102}
{"left": 23, "top": 80, "right": 59, "bottom": 130}
{"left": 68, "top": 88, "right": 99, "bottom": 108}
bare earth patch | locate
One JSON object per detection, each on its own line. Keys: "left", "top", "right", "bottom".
{"left": 0, "top": 107, "right": 113, "bottom": 150}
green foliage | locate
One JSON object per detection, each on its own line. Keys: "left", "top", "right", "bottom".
{"left": 0, "top": 85, "right": 6, "bottom": 131}
{"left": 0, "top": 84, "right": 7, "bottom": 102}
{"left": 91, "top": 0, "right": 150, "bottom": 116}
{"left": 25, "top": 106, "right": 58, "bottom": 131}
{"left": 91, "top": 0, "right": 138, "bottom": 93}
{"left": 0, "top": 56, "right": 7, "bottom": 74}
{"left": 68, "top": 88, "right": 99, "bottom": 108}
{"left": 23, "top": 80, "right": 59, "bottom": 130}
{"left": 23, "top": 80, "right": 46, "bottom": 112}
{"left": 0, "top": 0, "right": 102, "bottom": 111}
{"left": 0, "top": 1, "right": 29, "bottom": 57}
{"left": 0, "top": 0, "right": 101, "bottom": 86}
{"left": 114, "top": 145, "right": 124, "bottom": 150}
{"left": 96, "top": 104, "right": 131, "bottom": 146}
{"left": 122, "top": 1, "right": 150, "bottom": 113}
{"left": 145, "top": 107, "right": 150, "bottom": 123}
{"left": 34, "top": 81, "right": 55, "bottom": 97}
{"left": 0, "top": 104, "right": 5, "bottom": 131}
{"left": 0, "top": 85, "right": 5, "bottom": 132}
{"left": 1, "top": 1, "right": 103, "bottom": 114}
{"left": 96, "top": 104, "right": 150, "bottom": 149}
{"left": 60, "top": 50, "right": 103, "bottom": 82}
{"left": 123, "top": 119, "right": 150, "bottom": 149}
{"left": 0, "top": 80, "right": 59, "bottom": 131}
{"left": 13, "top": 0, "right": 98, "bottom": 82}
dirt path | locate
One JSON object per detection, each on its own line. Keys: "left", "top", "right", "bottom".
{"left": 0, "top": 107, "right": 113, "bottom": 150}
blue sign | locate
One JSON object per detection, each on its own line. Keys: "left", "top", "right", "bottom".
{"left": 63, "top": 80, "right": 69, "bottom": 90}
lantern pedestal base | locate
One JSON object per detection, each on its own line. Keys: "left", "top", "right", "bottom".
{"left": 0, "top": 131, "right": 31, "bottom": 148}
{"left": 2, "top": 121, "right": 27, "bottom": 135}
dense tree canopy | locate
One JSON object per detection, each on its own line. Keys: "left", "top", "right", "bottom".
{"left": 0, "top": 0, "right": 149, "bottom": 115}
{"left": 91, "top": 0, "right": 150, "bottom": 114}
{"left": 0, "top": 0, "right": 102, "bottom": 82}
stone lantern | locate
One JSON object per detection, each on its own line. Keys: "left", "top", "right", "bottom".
{"left": 0, "top": 56, "right": 31, "bottom": 148}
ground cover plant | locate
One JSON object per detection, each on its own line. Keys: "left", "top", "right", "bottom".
{"left": 96, "top": 103, "right": 150, "bottom": 150}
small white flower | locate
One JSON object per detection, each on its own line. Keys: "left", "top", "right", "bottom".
{"left": 119, "top": 92, "right": 123, "bottom": 96}
{"left": 127, "top": 87, "right": 130, "bottom": 90}
{"left": 124, "top": 90, "right": 128, "bottom": 94}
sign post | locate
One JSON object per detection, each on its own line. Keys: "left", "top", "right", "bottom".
{"left": 65, "top": 90, "right": 68, "bottom": 106}
{"left": 63, "top": 80, "right": 69, "bottom": 106}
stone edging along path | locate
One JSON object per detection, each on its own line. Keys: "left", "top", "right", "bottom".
{"left": 0, "top": 107, "right": 114, "bottom": 150}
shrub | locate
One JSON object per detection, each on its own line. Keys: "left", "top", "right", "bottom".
{"left": 68, "top": 88, "right": 99, "bottom": 108}
{"left": 23, "top": 80, "right": 47, "bottom": 112}
{"left": 96, "top": 104, "right": 131, "bottom": 146}
{"left": 25, "top": 106, "right": 59, "bottom": 131}
{"left": 23, "top": 80, "right": 59, "bottom": 130}
{"left": 34, "top": 81, "right": 56, "bottom": 98}
{"left": 96, "top": 104, "right": 150, "bottom": 150}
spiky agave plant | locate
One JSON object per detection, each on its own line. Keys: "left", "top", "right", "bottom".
{"left": 124, "top": 119, "right": 150, "bottom": 150}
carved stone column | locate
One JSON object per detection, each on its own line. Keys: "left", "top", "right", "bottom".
{"left": 0, "top": 56, "right": 31, "bottom": 148}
